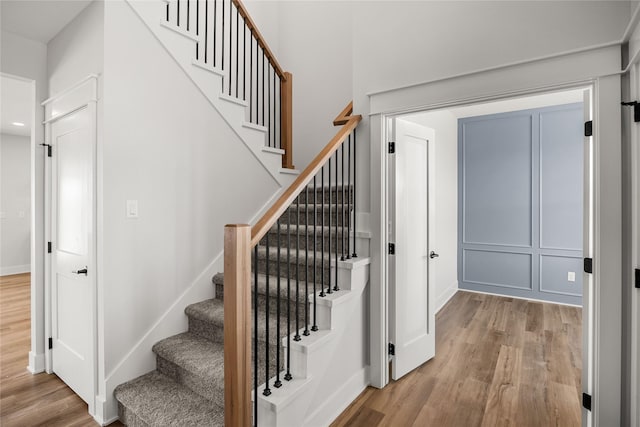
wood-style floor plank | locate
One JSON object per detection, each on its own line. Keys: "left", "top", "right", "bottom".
{"left": 0, "top": 273, "right": 124, "bottom": 427}
{"left": 332, "top": 291, "right": 582, "bottom": 427}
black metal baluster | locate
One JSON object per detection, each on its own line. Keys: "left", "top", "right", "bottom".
{"left": 195, "top": 0, "right": 199, "bottom": 59}
{"left": 262, "top": 52, "right": 265, "bottom": 129}
{"left": 312, "top": 176, "right": 318, "bottom": 331}
{"left": 166, "top": 2, "right": 169, "bottom": 22}
{"left": 334, "top": 150, "right": 339, "bottom": 292}
{"left": 187, "top": 0, "right": 190, "bottom": 31}
{"left": 235, "top": 7, "right": 239, "bottom": 98}
{"left": 303, "top": 185, "right": 310, "bottom": 336}
{"left": 243, "top": 20, "right": 246, "bottom": 101}
{"left": 263, "top": 234, "right": 271, "bottom": 396}
{"left": 177, "top": 0, "right": 180, "bottom": 26}
{"left": 285, "top": 207, "right": 292, "bottom": 381}
{"left": 347, "top": 134, "right": 352, "bottom": 259}
{"left": 275, "top": 219, "right": 282, "bottom": 388}
{"left": 212, "top": 2, "right": 219, "bottom": 66}
{"left": 341, "top": 142, "right": 345, "bottom": 261}
{"left": 253, "top": 245, "right": 259, "bottom": 424}
{"left": 320, "top": 166, "right": 326, "bottom": 298}
{"left": 204, "top": 0, "right": 208, "bottom": 63}
{"left": 327, "top": 158, "right": 332, "bottom": 295}
{"left": 268, "top": 65, "right": 271, "bottom": 147}
{"left": 255, "top": 40, "right": 259, "bottom": 124}
{"left": 352, "top": 129, "right": 358, "bottom": 258}
{"left": 228, "top": 0, "right": 232, "bottom": 96}
{"left": 221, "top": 0, "right": 225, "bottom": 73}
{"left": 294, "top": 199, "right": 301, "bottom": 341}
{"left": 249, "top": 37, "right": 253, "bottom": 122}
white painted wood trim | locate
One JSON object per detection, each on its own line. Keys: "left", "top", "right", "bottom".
{"left": 243, "top": 122, "right": 268, "bottom": 133}
{"left": 42, "top": 74, "right": 100, "bottom": 418}
{"left": 436, "top": 281, "right": 458, "bottom": 313}
{"left": 191, "top": 59, "right": 224, "bottom": 77}
{"left": 278, "top": 168, "right": 300, "bottom": 175}
{"left": 219, "top": 92, "right": 249, "bottom": 107}
{"left": 0, "top": 264, "right": 31, "bottom": 275}
{"left": 262, "top": 146, "right": 285, "bottom": 155}
{"left": 159, "top": 20, "right": 199, "bottom": 41}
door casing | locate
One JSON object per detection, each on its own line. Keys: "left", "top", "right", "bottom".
{"left": 42, "top": 75, "right": 99, "bottom": 416}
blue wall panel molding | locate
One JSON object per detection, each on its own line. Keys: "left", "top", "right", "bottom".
{"left": 458, "top": 103, "right": 583, "bottom": 306}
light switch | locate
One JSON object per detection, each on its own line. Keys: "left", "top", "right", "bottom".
{"left": 126, "top": 200, "right": 138, "bottom": 218}
{"left": 567, "top": 271, "right": 576, "bottom": 282}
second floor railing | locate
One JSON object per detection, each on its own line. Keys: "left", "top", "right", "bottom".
{"left": 165, "top": 0, "right": 293, "bottom": 169}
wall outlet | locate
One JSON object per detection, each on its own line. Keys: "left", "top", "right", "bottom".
{"left": 567, "top": 271, "right": 576, "bottom": 282}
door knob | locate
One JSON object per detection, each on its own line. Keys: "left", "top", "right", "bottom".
{"left": 72, "top": 267, "right": 88, "bottom": 275}
{"left": 429, "top": 251, "right": 439, "bottom": 259}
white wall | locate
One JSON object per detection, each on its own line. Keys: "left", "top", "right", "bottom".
{"left": 47, "top": 0, "right": 104, "bottom": 96}
{"left": 0, "top": 133, "right": 31, "bottom": 274}
{"left": 99, "top": 0, "right": 284, "bottom": 420}
{"left": 403, "top": 111, "right": 458, "bottom": 310}
{"left": 0, "top": 29, "right": 48, "bottom": 372}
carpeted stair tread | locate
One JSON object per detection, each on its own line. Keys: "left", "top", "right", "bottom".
{"left": 114, "top": 370, "right": 223, "bottom": 427}
{"left": 267, "top": 223, "right": 350, "bottom": 236}
{"left": 212, "top": 272, "right": 323, "bottom": 302}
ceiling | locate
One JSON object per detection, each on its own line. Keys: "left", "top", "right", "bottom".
{"left": 1, "top": 0, "right": 92, "bottom": 44}
{"left": 1, "top": 76, "right": 33, "bottom": 137}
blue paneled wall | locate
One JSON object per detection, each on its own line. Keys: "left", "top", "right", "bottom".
{"left": 458, "top": 104, "right": 583, "bottom": 305}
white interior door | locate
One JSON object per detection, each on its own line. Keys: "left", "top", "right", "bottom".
{"left": 582, "top": 89, "right": 594, "bottom": 427}
{"left": 389, "top": 118, "right": 436, "bottom": 380}
{"left": 50, "top": 105, "right": 95, "bottom": 405}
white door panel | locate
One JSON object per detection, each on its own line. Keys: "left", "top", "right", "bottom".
{"left": 390, "top": 118, "right": 436, "bottom": 380}
{"left": 51, "top": 106, "right": 94, "bottom": 405}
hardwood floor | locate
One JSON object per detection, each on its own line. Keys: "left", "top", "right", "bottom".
{"left": 0, "top": 273, "right": 124, "bottom": 427}
{"left": 332, "top": 291, "right": 582, "bottom": 427}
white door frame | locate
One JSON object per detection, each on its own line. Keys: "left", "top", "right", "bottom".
{"left": 42, "top": 75, "right": 99, "bottom": 415}
{"left": 368, "top": 46, "right": 622, "bottom": 426}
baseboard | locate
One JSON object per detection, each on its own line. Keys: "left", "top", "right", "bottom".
{"left": 436, "top": 280, "right": 458, "bottom": 313}
{"left": 459, "top": 288, "right": 582, "bottom": 308}
{"left": 0, "top": 264, "right": 31, "bottom": 276}
{"left": 101, "top": 252, "right": 224, "bottom": 422}
{"left": 304, "top": 366, "right": 370, "bottom": 427}
{"left": 27, "top": 351, "right": 45, "bottom": 373}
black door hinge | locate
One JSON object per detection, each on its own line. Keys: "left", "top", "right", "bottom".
{"left": 584, "top": 121, "right": 593, "bottom": 137}
{"left": 582, "top": 393, "right": 592, "bottom": 411}
{"left": 388, "top": 343, "right": 395, "bottom": 356}
{"left": 40, "top": 143, "right": 52, "bottom": 157}
{"left": 388, "top": 243, "right": 395, "bottom": 255}
{"left": 622, "top": 101, "right": 640, "bottom": 122}
{"left": 48, "top": 337, "right": 53, "bottom": 350}
{"left": 47, "top": 242, "right": 52, "bottom": 254}
{"left": 388, "top": 142, "right": 395, "bottom": 154}
{"left": 584, "top": 257, "right": 593, "bottom": 274}
{"left": 635, "top": 268, "right": 640, "bottom": 289}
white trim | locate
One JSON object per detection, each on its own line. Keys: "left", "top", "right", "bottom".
{"left": 41, "top": 74, "right": 99, "bottom": 106}
{"left": 191, "top": 59, "right": 224, "bottom": 77}
{"left": 367, "top": 43, "right": 619, "bottom": 98}
{"left": 159, "top": 20, "right": 199, "bottom": 42}
{"left": 304, "top": 366, "right": 370, "bottom": 427}
{"left": 0, "top": 264, "right": 31, "bottom": 276}
{"left": 43, "top": 75, "right": 100, "bottom": 418}
{"left": 27, "top": 351, "right": 45, "bottom": 374}
{"left": 458, "top": 288, "right": 582, "bottom": 309}
{"left": 436, "top": 281, "right": 458, "bottom": 313}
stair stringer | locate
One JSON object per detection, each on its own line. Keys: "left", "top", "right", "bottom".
{"left": 124, "top": 0, "right": 296, "bottom": 185}
{"left": 257, "top": 257, "right": 371, "bottom": 427}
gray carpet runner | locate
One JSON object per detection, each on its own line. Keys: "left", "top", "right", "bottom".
{"left": 113, "top": 185, "right": 351, "bottom": 426}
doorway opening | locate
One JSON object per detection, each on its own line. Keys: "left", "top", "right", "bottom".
{"left": 384, "top": 86, "right": 592, "bottom": 425}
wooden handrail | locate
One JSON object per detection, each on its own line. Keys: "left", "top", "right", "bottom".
{"left": 232, "top": 0, "right": 286, "bottom": 80}
{"left": 332, "top": 101, "right": 354, "bottom": 126}
{"left": 251, "top": 103, "right": 361, "bottom": 246}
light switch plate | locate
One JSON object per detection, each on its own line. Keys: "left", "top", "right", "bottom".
{"left": 126, "top": 200, "right": 138, "bottom": 218}
{"left": 567, "top": 271, "right": 576, "bottom": 282}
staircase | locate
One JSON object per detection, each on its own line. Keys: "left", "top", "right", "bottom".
{"left": 114, "top": 185, "right": 356, "bottom": 425}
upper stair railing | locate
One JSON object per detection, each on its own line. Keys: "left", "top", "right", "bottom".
{"left": 224, "top": 102, "right": 362, "bottom": 426}
{"left": 165, "top": 0, "right": 293, "bottom": 168}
